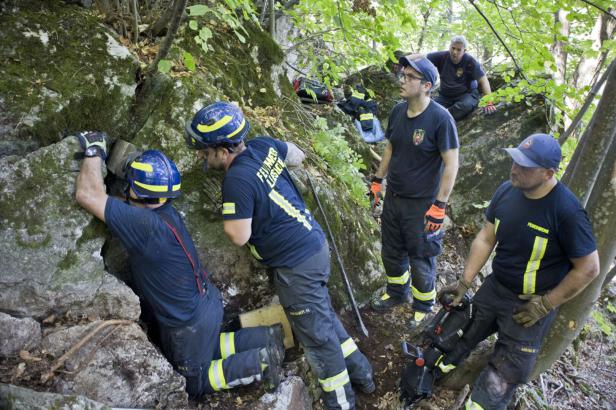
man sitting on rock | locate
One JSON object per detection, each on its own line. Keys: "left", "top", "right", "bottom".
{"left": 74, "top": 131, "right": 284, "bottom": 398}
{"left": 407, "top": 35, "right": 496, "bottom": 120}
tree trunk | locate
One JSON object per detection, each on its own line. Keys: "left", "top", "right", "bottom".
{"left": 561, "top": 60, "right": 616, "bottom": 206}
{"left": 533, "top": 114, "right": 616, "bottom": 377}
{"left": 417, "top": 8, "right": 432, "bottom": 52}
{"left": 147, "top": 0, "right": 175, "bottom": 37}
{"left": 146, "top": 0, "right": 188, "bottom": 75}
{"left": 550, "top": 9, "right": 569, "bottom": 131}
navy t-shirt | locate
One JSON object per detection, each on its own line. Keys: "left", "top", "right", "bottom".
{"left": 222, "top": 136, "right": 325, "bottom": 268}
{"left": 385, "top": 101, "right": 459, "bottom": 198}
{"left": 105, "top": 198, "right": 207, "bottom": 328}
{"left": 427, "top": 51, "right": 485, "bottom": 98}
{"left": 486, "top": 181, "right": 597, "bottom": 294}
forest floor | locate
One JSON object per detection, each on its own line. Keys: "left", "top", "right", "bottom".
{"left": 193, "top": 228, "right": 616, "bottom": 410}
{"left": 1, "top": 229, "right": 614, "bottom": 409}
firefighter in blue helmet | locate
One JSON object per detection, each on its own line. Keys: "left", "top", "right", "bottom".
{"left": 185, "top": 102, "right": 375, "bottom": 410}
{"left": 437, "top": 134, "right": 599, "bottom": 409}
{"left": 74, "top": 132, "right": 284, "bottom": 398}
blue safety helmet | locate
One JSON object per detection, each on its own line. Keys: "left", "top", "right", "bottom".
{"left": 126, "top": 150, "right": 182, "bottom": 199}
{"left": 184, "top": 102, "right": 250, "bottom": 149}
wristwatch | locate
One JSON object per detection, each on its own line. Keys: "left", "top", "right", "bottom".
{"left": 84, "top": 146, "right": 102, "bottom": 158}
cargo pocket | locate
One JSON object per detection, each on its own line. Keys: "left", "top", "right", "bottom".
{"left": 286, "top": 303, "right": 328, "bottom": 348}
{"left": 422, "top": 229, "right": 444, "bottom": 257}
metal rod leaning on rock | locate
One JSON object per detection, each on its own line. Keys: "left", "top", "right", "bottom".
{"left": 306, "top": 175, "right": 369, "bottom": 338}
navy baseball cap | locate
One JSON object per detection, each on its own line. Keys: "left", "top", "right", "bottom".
{"left": 503, "top": 133, "right": 562, "bottom": 169}
{"left": 398, "top": 56, "right": 439, "bottom": 90}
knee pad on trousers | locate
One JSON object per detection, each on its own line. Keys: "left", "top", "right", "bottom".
{"left": 470, "top": 365, "right": 517, "bottom": 410}
{"left": 286, "top": 303, "right": 330, "bottom": 348}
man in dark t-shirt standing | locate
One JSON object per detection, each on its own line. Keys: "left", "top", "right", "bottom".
{"left": 74, "top": 134, "right": 284, "bottom": 398}
{"left": 437, "top": 133, "right": 600, "bottom": 409}
{"left": 184, "top": 102, "right": 374, "bottom": 410}
{"left": 421, "top": 35, "right": 496, "bottom": 120}
{"left": 368, "top": 56, "right": 459, "bottom": 327}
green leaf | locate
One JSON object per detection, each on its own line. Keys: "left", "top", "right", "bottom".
{"left": 199, "top": 26, "right": 213, "bottom": 41}
{"left": 157, "top": 59, "right": 173, "bottom": 74}
{"left": 188, "top": 5, "right": 210, "bottom": 16}
{"left": 189, "top": 20, "right": 199, "bottom": 31}
{"left": 183, "top": 52, "right": 196, "bottom": 72}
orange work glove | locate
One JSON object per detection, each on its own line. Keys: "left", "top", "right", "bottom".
{"left": 424, "top": 200, "right": 446, "bottom": 232}
{"left": 368, "top": 177, "right": 383, "bottom": 209}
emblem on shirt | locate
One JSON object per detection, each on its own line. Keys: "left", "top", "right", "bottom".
{"left": 456, "top": 67, "right": 464, "bottom": 77}
{"left": 412, "top": 129, "right": 425, "bottom": 145}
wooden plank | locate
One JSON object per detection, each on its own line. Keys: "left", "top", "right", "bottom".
{"left": 239, "top": 304, "right": 294, "bottom": 349}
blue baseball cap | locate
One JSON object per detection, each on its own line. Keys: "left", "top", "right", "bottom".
{"left": 503, "top": 133, "right": 562, "bottom": 169}
{"left": 398, "top": 56, "right": 439, "bottom": 90}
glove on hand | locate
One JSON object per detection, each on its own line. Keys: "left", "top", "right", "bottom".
{"left": 77, "top": 131, "right": 110, "bottom": 160}
{"left": 513, "top": 294, "right": 554, "bottom": 328}
{"left": 425, "top": 200, "right": 446, "bottom": 232}
{"left": 368, "top": 177, "right": 383, "bottom": 209}
{"left": 481, "top": 101, "right": 497, "bottom": 115}
{"left": 437, "top": 277, "right": 471, "bottom": 307}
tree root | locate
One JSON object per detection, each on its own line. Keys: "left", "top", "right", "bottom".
{"left": 40, "top": 319, "right": 133, "bottom": 383}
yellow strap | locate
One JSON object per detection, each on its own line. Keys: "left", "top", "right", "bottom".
{"left": 359, "top": 113, "right": 374, "bottom": 120}
{"left": 246, "top": 243, "right": 263, "bottom": 260}
{"left": 494, "top": 218, "right": 501, "bottom": 234}
{"left": 465, "top": 398, "right": 485, "bottom": 410}
{"left": 387, "top": 270, "right": 409, "bottom": 285}
{"left": 351, "top": 90, "right": 365, "bottom": 99}
{"left": 411, "top": 285, "right": 436, "bottom": 301}
{"left": 523, "top": 236, "right": 548, "bottom": 294}
{"left": 340, "top": 338, "right": 358, "bottom": 358}
{"left": 319, "top": 369, "right": 350, "bottom": 392}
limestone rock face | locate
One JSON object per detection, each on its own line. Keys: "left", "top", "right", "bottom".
{"left": 0, "top": 313, "right": 41, "bottom": 357}
{"left": 0, "top": 137, "right": 140, "bottom": 322}
{"left": 0, "top": 0, "right": 138, "bottom": 158}
{"left": 0, "top": 383, "right": 110, "bottom": 410}
{"left": 42, "top": 322, "right": 187, "bottom": 408}
{"left": 258, "top": 376, "right": 312, "bottom": 410}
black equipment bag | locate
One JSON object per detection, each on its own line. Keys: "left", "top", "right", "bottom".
{"left": 293, "top": 77, "right": 333, "bottom": 103}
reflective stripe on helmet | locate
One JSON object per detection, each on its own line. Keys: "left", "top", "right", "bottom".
{"left": 134, "top": 180, "right": 181, "bottom": 193}
{"left": 196, "top": 115, "right": 233, "bottom": 133}
{"left": 130, "top": 161, "right": 153, "bottom": 172}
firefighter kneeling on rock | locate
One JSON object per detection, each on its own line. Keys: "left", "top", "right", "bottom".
{"left": 74, "top": 131, "right": 284, "bottom": 398}
{"left": 184, "top": 102, "right": 375, "bottom": 409}
{"left": 436, "top": 134, "right": 599, "bottom": 409}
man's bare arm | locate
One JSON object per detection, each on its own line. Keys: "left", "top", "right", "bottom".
{"left": 462, "top": 222, "right": 497, "bottom": 284}
{"left": 435, "top": 148, "right": 459, "bottom": 203}
{"left": 284, "top": 142, "right": 305, "bottom": 167}
{"left": 375, "top": 141, "right": 392, "bottom": 180}
{"left": 545, "top": 251, "right": 600, "bottom": 307}
{"left": 75, "top": 157, "right": 108, "bottom": 222}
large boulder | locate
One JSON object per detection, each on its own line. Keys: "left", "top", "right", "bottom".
{"left": 42, "top": 321, "right": 187, "bottom": 408}
{"left": 0, "top": 137, "right": 140, "bottom": 321}
{"left": 0, "top": 383, "right": 110, "bottom": 410}
{"left": 0, "top": 0, "right": 139, "bottom": 158}
{"left": 0, "top": 313, "right": 41, "bottom": 358}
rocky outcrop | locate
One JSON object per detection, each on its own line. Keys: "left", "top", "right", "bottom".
{"left": 0, "top": 314, "right": 41, "bottom": 358}
{"left": 0, "top": 383, "right": 110, "bottom": 410}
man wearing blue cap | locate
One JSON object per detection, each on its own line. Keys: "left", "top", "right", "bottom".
{"left": 436, "top": 133, "right": 599, "bottom": 409}
{"left": 369, "top": 56, "right": 459, "bottom": 327}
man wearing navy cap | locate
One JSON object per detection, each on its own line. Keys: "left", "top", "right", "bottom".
{"left": 437, "top": 133, "right": 599, "bottom": 409}
{"left": 369, "top": 56, "right": 459, "bottom": 328}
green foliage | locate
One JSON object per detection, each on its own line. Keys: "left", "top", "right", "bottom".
{"left": 311, "top": 117, "right": 368, "bottom": 207}
{"left": 187, "top": 0, "right": 256, "bottom": 52}
{"left": 183, "top": 51, "right": 196, "bottom": 71}
{"left": 608, "top": 303, "right": 616, "bottom": 314}
{"left": 591, "top": 310, "right": 613, "bottom": 336}
{"left": 157, "top": 59, "right": 173, "bottom": 73}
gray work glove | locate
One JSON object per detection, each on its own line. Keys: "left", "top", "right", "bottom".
{"left": 437, "top": 277, "right": 472, "bottom": 307}
{"left": 77, "top": 131, "right": 110, "bottom": 160}
{"left": 513, "top": 294, "right": 554, "bottom": 328}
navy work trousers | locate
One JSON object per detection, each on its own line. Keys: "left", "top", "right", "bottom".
{"left": 445, "top": 275, "right": 557, "bottom": 409}
{"left": 274, "top": 243, "right": 373, "bottom": 410}
{"left": 434, "top": 89, "right": 480, "bottom": 121}
{"left": 159, "top": 285, "right": 271, "bottom": 397}
{"left": 381, "top": 193, "right": 443, "bottom": 312}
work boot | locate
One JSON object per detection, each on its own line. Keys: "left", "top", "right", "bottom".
{"left": 267, "top": 323, "right": 286, "bottom": 365}
{"left": 370, "top": 292, "right": 409, "bottom": 312}
{"left": 408, "top": 310, "right": 431, "bottom": 329}
{"left": 259, "top": 344, "right": 283, "bottom": 391}
{"left": 357, "top": 377, "right": 376, "bottom": 394}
